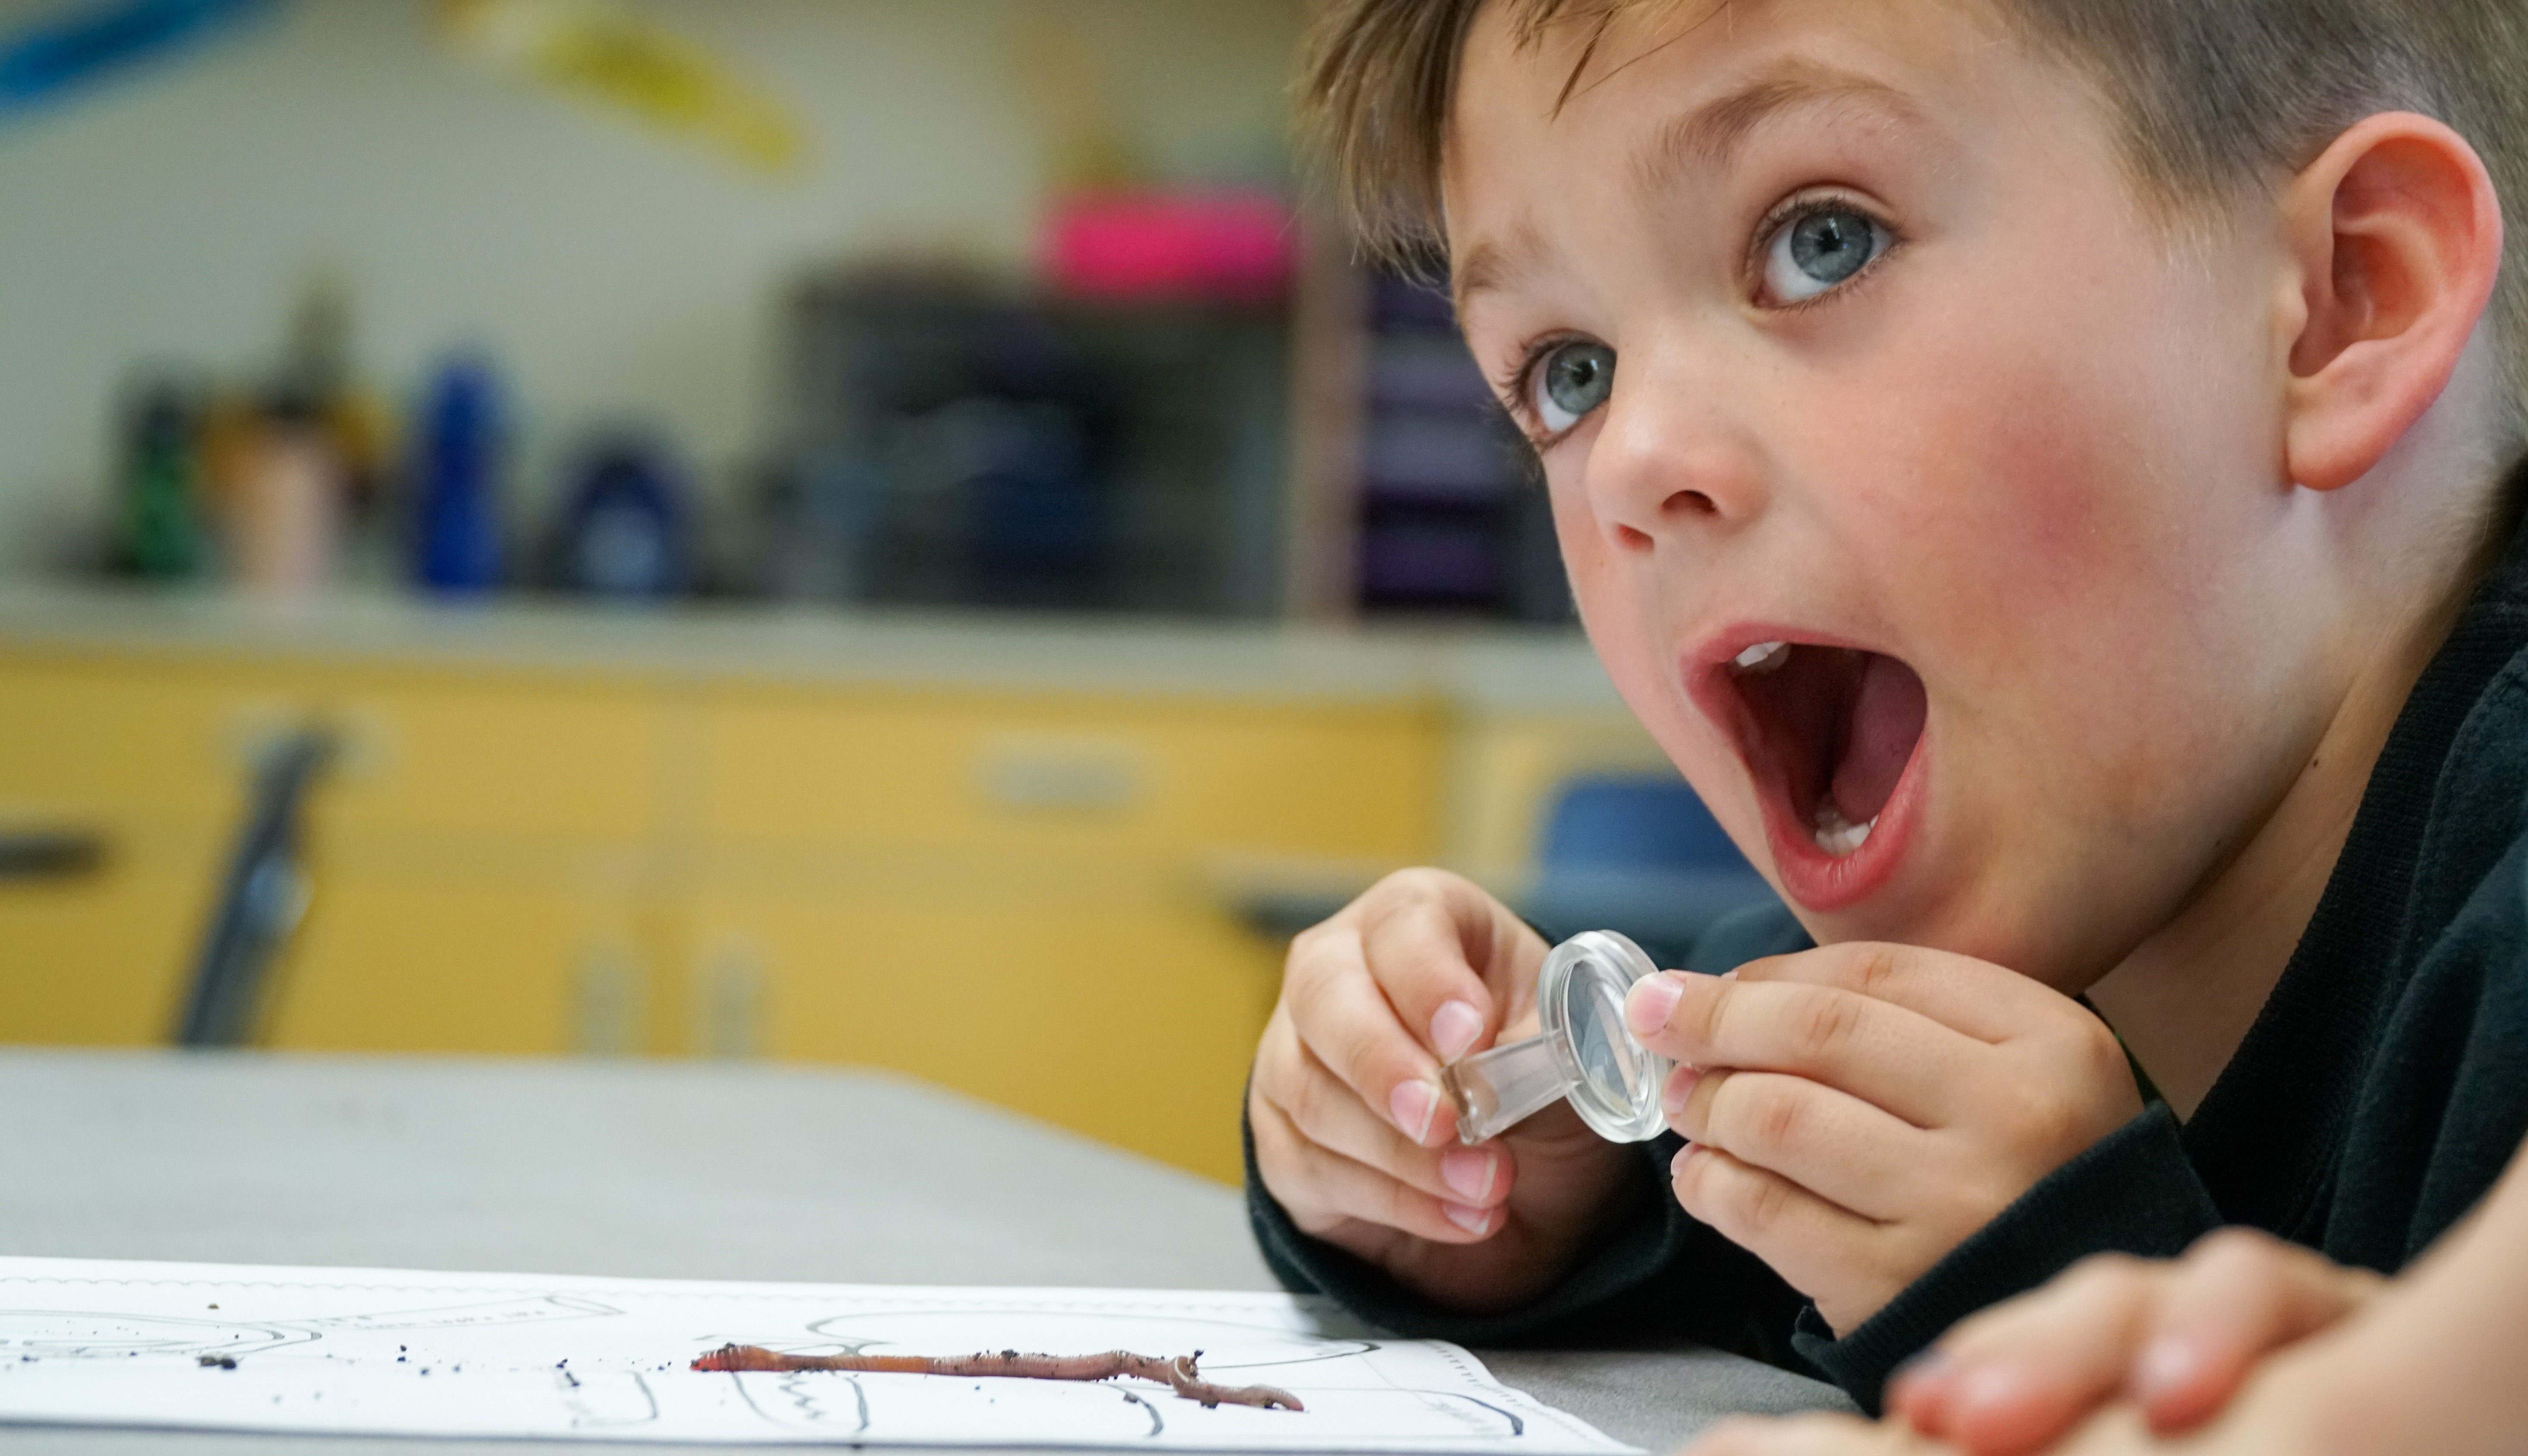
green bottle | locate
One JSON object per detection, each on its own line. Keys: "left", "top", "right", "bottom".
{"left": 122, "top": 381, "right": 201, "bottom": 580}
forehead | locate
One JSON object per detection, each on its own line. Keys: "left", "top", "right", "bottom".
{"left": 1441, "top": 0, "right": 2072, "bottom": 297}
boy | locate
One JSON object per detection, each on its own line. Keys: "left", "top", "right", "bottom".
{"left": 1244, "top": 0, "right": 2528, "bottom": 1415}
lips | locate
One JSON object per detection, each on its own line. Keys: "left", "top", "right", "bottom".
{"left": 1701, "top": 637, "right": 1929, "bottom": 911}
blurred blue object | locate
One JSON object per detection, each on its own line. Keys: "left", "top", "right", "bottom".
{"left": 548, "top": 430, "right": 692, "bottom": 599}
{"left": 954, "top": 396, "right": 1105, "bottom": 607}
{"left": 411, "top": 356, "right": 507, "bottom": 595}
{"left": 0, "top": 0, "right": 279, "bottom": 119}
{"left": 1522, "top": 773, "right": 1780, "bottom": 968}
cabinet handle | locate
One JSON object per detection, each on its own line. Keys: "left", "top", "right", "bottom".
{"left": 0, "top": 830, "right": 106, "bottom": 882}
{"left": 975, "top": 738, "right": 1147, "bottom": 814}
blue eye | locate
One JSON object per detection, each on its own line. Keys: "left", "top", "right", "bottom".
{"left": 1762, "top": 205, "right": 1890, "bottom": 303}
{"left": 1533, "top": 340, "right": 1616, "bottom": 432}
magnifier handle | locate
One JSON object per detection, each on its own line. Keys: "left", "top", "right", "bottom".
{"left": 1440, "top": 1033, "right": 1569, "bottom": 1145}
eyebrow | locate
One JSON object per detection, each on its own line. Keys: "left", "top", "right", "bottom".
{"left": 1450, "top": 223, "right": 1542, "bottom": 324}
{"left": 1450, "top": 61, "right": 1927, "bottom": 319}
{"left": 1633, "top": 60, "right": 1929, "bottom": 203}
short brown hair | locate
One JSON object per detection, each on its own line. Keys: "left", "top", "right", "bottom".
{"left": 1299, "top": 0, "right": 2528, "bottom": 430}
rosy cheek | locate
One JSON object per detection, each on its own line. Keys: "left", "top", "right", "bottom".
{"left": 1846, "top": 327, "right": 2170, "bottom": 697}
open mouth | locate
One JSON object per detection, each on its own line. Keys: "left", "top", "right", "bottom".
{"left": 1719, "top": 640, "right": 1928, "bottom": 863}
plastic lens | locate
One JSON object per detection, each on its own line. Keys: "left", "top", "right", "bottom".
{"left": 1441, "top": 931, "right": 1672, "bottom": 1144}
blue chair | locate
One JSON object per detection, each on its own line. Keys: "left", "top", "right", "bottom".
{"left": 1520, "top": 773, "right": 1779, "bottom": 968}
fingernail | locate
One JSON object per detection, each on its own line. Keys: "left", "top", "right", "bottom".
{"left": 1662, "top": 1064, "right": 1701, "bottom": 1113}
{"left": 1442, "top": 1202, "right": 1493, "bottom": 1235}
{"left": 1670, "top": 1142, "right": 1695, "bottom": 1179}
{"left": 1626, "top": 973, "right": 1685, "bottom": 1036}
{"left": 1430, "top": 1000, "right": 1485, "bottom": 1061}
{"left": 1440, "top": 1148, "right": 1497, "bottom": 1203}
{"left": 2134, "top": 1336, "right": 2204, "bottom": 1403}
{"left": 1390, "top": 1080, "right": 1440, "bottom": 1144}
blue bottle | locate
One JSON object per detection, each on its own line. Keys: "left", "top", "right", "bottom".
{"left": 411, "top": 356, "right": 506, "bottom": 595}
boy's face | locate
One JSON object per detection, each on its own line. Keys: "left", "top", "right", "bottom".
{"left": 1448, "top": 0, "right": 2333, "bottom": 990}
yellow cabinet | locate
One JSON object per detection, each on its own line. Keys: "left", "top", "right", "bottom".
{"left": 0, "top": 650, "right": 665, "bottom": 1058}
{"left": 0, "top": 597, "right": 1644, "bottom": 1183}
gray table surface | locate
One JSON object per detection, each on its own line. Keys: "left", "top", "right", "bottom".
{"left": 0, "top": 1050, "right": 1850, "bottom": 1454}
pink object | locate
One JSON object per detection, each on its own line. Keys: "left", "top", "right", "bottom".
{"left": 1042, "top": 190, "right": 1295, "bottom": 304}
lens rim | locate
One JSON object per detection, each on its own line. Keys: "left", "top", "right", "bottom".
{"left": 1535, "top": 930, "right": 1672, "bottom": 1142}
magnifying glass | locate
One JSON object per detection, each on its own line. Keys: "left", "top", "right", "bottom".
{"left": 1440, "top": 930, "right": 1673, "bottom": 1144}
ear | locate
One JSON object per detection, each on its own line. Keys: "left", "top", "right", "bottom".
{"left": 2280, "top": 112, "right": 2506, "bottom": 493}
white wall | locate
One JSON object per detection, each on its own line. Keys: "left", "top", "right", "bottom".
{"left": 0, "top": 0, "right": 1301, "bottom": 572}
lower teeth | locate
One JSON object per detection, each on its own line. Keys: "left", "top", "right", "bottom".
{"left": 1812, "top": 808, "right": 1876, "bottom": 857}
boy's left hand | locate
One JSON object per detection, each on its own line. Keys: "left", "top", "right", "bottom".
{"left": 1623, "top": 944, "right": 2144, "bottom": 1334}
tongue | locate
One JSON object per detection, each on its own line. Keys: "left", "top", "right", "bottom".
{"left": 1829, "top": 655, "right": 1926, "bottom": 825}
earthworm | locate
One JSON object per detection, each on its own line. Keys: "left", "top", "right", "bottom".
{"left": 689, "top": 1343, "right": 1304, "bottom": 1412}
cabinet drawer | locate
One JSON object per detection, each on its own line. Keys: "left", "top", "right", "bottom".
{"left": 267, "top": 835, "right": 660, "bottom": 1057}
{"left": 699, "top": 688, "right": 1441, "bottom": 862}
{"left": 0, "top": 655, "right": 663, "bottom": 840}
{"left": 0, "top": 658, "right": 272, "bottom": 821}
{"left": 308, "top": 675, "right": 663, "bottom": 841}
{"left": 687, "top": 873, "right": 1278, "bottom": 1183}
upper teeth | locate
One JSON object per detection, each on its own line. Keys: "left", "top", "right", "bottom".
{"left": 1733, "top": 641, "right": 1790, "bottom": 672}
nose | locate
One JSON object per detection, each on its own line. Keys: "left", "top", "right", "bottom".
{"left": 1581, "top": 353, "right": 1770, "bottom": 553}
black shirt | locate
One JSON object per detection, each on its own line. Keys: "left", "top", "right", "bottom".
{"left": 1247, "top": 503, "right": 2528, "bottom": 1414}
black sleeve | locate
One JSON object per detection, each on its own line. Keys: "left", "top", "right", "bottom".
{"left": 1791, "top": 1104, "right": 2223, "bottom": 1413}
{"left": 1244, "top": 1114, "right": 1810, "bottom": 1365}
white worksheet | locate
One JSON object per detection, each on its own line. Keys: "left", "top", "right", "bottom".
{"left": 0, "top": 1257, "right": 1636, "bottom": 1453}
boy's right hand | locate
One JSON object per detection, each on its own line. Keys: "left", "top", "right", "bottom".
{"left": 1884, "top": 1229, "right": 2383, "bottom": 1456}
{"left": 1248, "top": 869, "right": 1636, "bottom": 1313}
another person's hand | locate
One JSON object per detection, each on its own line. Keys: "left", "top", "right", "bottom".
{"left": 1684, "top": 1328, "right": 2360, "bottom": 1456}
{"left": 1248, "top": 869, "right": 1634, "bottom": 1312}
{"left": 1883, "top": 1229, "right": 2382, "bottom": 1455}
{"left": 1685, "top": 1398, "right": 2324, "bottom": 1456}
{"left": 1622, "top": 944, "right": 2144, "bottom": 1333}
{"left": 1692, "top": 1127, "right": 2528, "bottom": 1456}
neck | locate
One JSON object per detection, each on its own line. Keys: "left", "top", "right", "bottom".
{"left": 2084, "top": 674, "right": 2393, "bottom": 1118}
{"left": 2088, "top": 494, "right": 2504, "bottom": 1118}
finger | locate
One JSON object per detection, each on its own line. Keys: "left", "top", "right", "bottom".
{"left": 2132, "top": 1229, "right": 2383, "bottom": 1433}
{"left": 1883, "top": 1350, "right": 1954, "bottom": 1436}
{"left": 1672, "top": 1067, "right": 1929, "bottom": 1222}
{"left": 1629, "top": 970, "right": 1974, "bottom": 1128}
{"left": 1355, "top": 877, "right": 1521, "bottom": 1062}
{"left": 1249, "top": 1078, "right": 1503, "bottom": 1244}
{"left": 1260, "top": 1022, "right": 1513, "bottom": 1211}
{"left": 1928, "top": 1255, "right": 2158, "bottom": 1456}
{"left": 1667, "top": 1142, "right": 1882, "bottom": 1307}
{"left": 1737, "top": 941, "right": 2076, "bottom": 1046}
{"left": 1285, "top": 924, "right": 1459, "bottom": 1146}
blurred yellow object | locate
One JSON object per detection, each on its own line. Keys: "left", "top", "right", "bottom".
{"left": 440, "top": 0, "right": 803, "bottom": 175}
{"left": 1009, "top": 7, "right": 1143, "bottom": 193}
{"left": 0, "top": 601, "right": 1659, "bottom": 1182}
